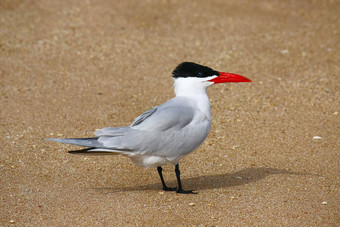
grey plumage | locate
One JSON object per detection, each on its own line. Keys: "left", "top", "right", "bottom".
{"left": 45, "top": 137, "right": 102, "bottom": 148}
{"left": 46, "top": 95, "right": 211, "bottom": 168}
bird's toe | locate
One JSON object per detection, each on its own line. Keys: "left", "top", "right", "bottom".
{"left": 163, "top": 186, "right": 177, "bottom": 192}
{"left": 176, "top": 189, "right": 197, "bottom": 194}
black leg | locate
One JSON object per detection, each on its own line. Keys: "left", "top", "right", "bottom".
{"left": 157, "top": 166, "right": 176, "bottom": 191}
{"left": 175, "top": 163, "right": 196, "bottom": 194}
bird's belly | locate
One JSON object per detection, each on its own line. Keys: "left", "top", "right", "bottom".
{"left": 128, "top": 154, "right": 170, "bottom": 168}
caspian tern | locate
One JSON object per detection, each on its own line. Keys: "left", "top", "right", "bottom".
{"left": 46, "top": 62, "right": 251, "bottom": 194}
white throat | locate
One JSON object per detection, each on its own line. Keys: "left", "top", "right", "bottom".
{"left": 173, "top": 76, "right": 217, "bottom": 121}
{"left": 173, "top": 76, "right": 216, "bottom": 96}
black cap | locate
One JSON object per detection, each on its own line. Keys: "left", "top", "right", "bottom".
{"left": 172, "top": 62, "right": 220, "bottom": 78}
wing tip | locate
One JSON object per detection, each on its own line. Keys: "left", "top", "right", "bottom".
{"left": 68, "top": 148, "right": 93, "bottom": 154}
{"left": 45, "top": 138, "right": 62, "bottom": 142}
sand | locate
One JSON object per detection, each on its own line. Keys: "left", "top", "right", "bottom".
{"left": 1, "top": 0, "right": 339, "bottom": 226}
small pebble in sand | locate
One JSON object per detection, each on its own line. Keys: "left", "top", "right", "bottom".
{"left": 321, "top": 201, "right": 327, "bottom": 205}
{"left": 9, "top": 220, "right": 15, "bottom": 224}
{"left": 313, "top": 136, "right": 322, "bottom": 140}
{"left": 280, "top": 49, "right": 289, "bottom": 54}
{"left": 189, "top": 203, "right": 196, "bottom": 206}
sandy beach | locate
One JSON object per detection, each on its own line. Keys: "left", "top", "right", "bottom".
{"left": 1, "top": 0, "right": 339, "bottom": 225}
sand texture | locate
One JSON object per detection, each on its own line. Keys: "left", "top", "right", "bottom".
{"left": 1, "top": 0, "right": 339, "bottom": 226}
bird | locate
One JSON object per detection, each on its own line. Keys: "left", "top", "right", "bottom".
{"left": 46, "top": 62, "right": 251, "bottom": 194}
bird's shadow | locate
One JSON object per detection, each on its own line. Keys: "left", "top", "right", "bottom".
{"left": 94, "top": 167, "right": 318, "bottom": 193}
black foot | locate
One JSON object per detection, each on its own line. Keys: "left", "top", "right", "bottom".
{"left": 162, "top": 186, "right": 177, "bottom": 192}
{"left": 176, "top": 189, "right": 197, "bottom": 194}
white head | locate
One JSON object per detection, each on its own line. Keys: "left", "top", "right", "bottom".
{"left": 172, "top": 62, "right": 251, "bottom": 96}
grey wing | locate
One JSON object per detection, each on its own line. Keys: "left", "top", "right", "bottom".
{"left": 93, "top": 97, "right": 199, "bottom": 155}
{"left": 94, "top": 127, "right": 130, "bottom": 136}
{"left": 93, "top": 127, "right": 130, "bottom": 149}
{"left": 129, "top": 97, "right": 196, "bottom": 131}
{"left": 89, "top": 107, "right": 160, "bottom": 151}
{"left": 122, "top": 99, "right": 207, "bottom": 156}
{"left": 130, "top": 107, "right": 158, "bottom": 127}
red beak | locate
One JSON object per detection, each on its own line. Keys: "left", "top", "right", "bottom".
{"left": 208, "top": 72, "right": 252, "bottom": 84}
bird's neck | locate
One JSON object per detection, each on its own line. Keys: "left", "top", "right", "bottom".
{"left": 173, "top": 77, "right": 212, "bottom": 97}
{"left": 173, "top": 78, "right": 212, "bottom": 119}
